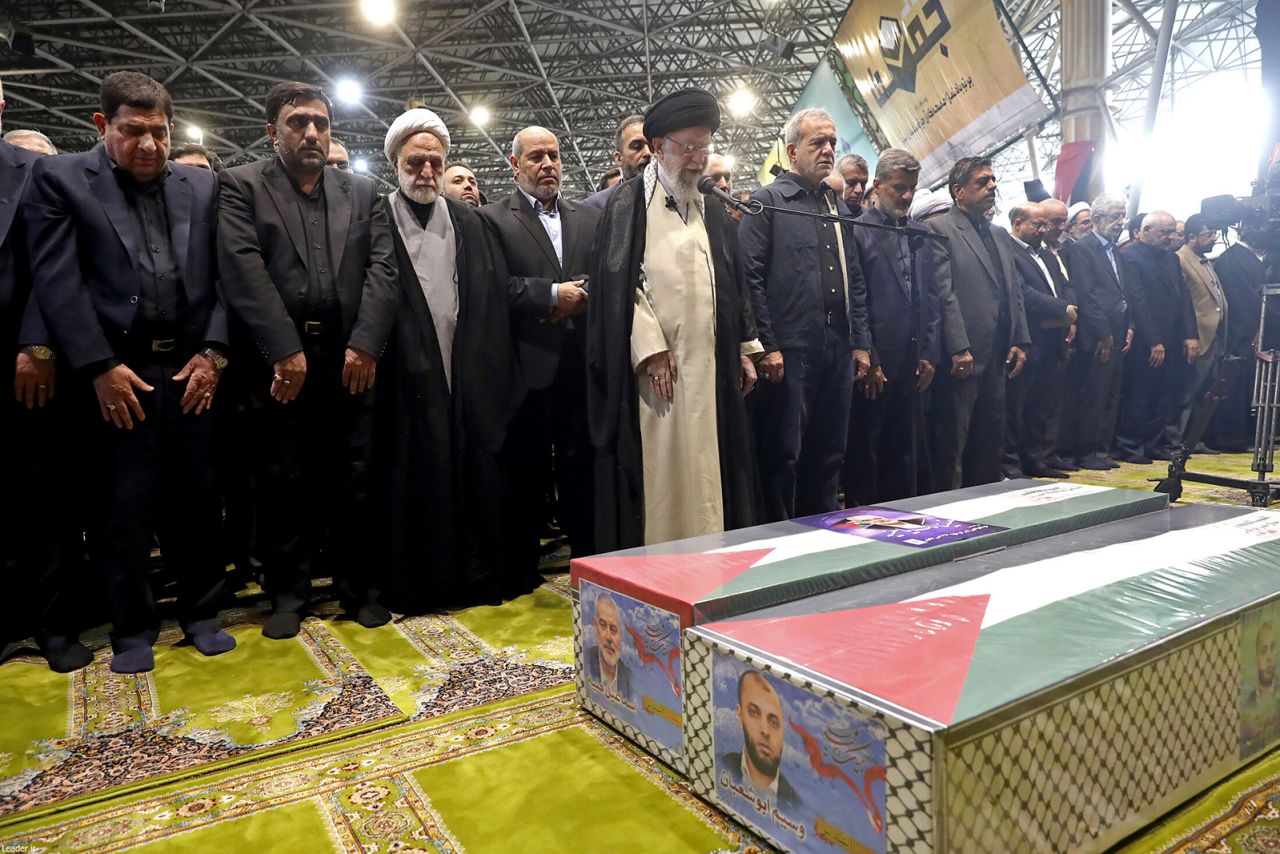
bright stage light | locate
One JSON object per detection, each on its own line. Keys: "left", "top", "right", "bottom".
{"left": 336, "top": 78, "right": 363, "bottom": 105}
{"left": 353, "top": 158, "right": 369, "bottom": 173}
{"left": 727, "top": 89, "right": 756, "bottom": 118}
{"left": 470, "top": 105, "right": 491, "bottom": 127}
{"left": 360, "top": 0, "right": 396, "bottom": 26}
{"left": 723, "top": 154, "right": 737, "bottom": 170}
{"left": 185, "top": 125, "right": 204, "bottom": 142}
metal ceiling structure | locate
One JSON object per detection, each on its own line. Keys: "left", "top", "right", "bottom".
{"left": 0, "top": 0, "right": 1263, "bottom": 199}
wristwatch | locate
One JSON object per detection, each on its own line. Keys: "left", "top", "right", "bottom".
{"left": 23, "top": 345, "right": 54, "bottom": 361}
{"left": 201, "top": 347, "right": 229, "bottom": 371}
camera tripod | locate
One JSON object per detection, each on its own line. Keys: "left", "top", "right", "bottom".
{"left": 1155, "top": 282, "right": 1280, "bottom": 506}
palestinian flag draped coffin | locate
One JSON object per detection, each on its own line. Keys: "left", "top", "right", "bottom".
{"left": 685, "top": 503, "right": 1280, "bottom": 853}
{"left": 571, "top": 480, "right": 1167, "bottom": 771}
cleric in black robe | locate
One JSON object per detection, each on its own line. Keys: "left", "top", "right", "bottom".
{"left": 374, "top": 108, "right": 521, "bottom": 609}
{"left": 587, "top": 88, "right": 762, "bottom": 551}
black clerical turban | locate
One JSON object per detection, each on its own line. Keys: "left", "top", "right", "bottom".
{"left": 643, "top": 88, "right": 721, "bottom": 141}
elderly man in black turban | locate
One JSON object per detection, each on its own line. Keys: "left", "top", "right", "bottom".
{"left": 587, "top": 88, "right": 762, "bottom": 549}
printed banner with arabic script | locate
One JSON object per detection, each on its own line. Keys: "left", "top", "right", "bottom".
{"left": 833, "top": 0, "right": 1048, "bottom": 186}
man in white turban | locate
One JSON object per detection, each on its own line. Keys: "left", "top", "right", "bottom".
{"left": 373, "top": 107, "right": 521, "bottom": 609}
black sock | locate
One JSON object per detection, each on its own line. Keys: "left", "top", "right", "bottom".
{"left": 263, "top": 611, "right": 302, "bottom": 639}
{"left": 40, "top": 635, "right": 93, "bottom": 673}
{"left": 110, "top": 634, "right": 155, "bottom": 674}
{"left": 185, "top": 619, "right": 237, "bottom": 656}
{"left": 356, "top": 602, "right": 391, "bottom": 628}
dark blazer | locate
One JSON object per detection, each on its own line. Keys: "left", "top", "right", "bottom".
{"left": 925, "top": 206, "right": 1030, "bottom": 368}
{"left": 853, "top": 206, "right": 940, "bottom": 380}
{"left": 1120, "top": 241, "right": 1196, "bottom": 351}
{"left": 717, "top": 751, "right": 802, "bottom": 810}
{"left": 1006, "top": 234, "right": 1075, "bottom": 348}
{"left": 1215, "top": 242, "right": 1265, "bottom": 354}
{"left": 217, "top": 158, "right": 398, "bottom": 368}
{"left": 479, "top": 189, "right": 600, "bottom": 390}
{"left": 740, "top": 171, "right": 872, "bottom": 353}
{"left": 1, "top": 141, "right": 43, "bottom": 356}
{"left": 583, "top": 644, "right": 633, "bottom": 699}
{"left": 1063, "top": 230, "right": 1131, "bottom": 349}
{"left": 581, "top": 183, "right": 617, "bottom": 211}
{"left": 24, "top": 147, "right": 226, "bottom": 370}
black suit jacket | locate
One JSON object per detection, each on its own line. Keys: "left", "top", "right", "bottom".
{"left": 24, "top": 147, "right": 226, "bottom": 370}
{"left": 217, "top": 158, "right": 397, "bottom": 367}
{"left": 925, "top": 206, "right": 1030, "bottom": 368}
{"left": 1120, "top": 241, "right": 1196, "bottom": 351}
{"left": 1006, "top": 234, "right": 1074, "bottom": 349}
{"left": 479, "top": 189, "right": 600, "bottom": 391}
{"left": 1215, "top": 242, "right": 1265, "bottom": 353}
{"left": 1, "top": 141, "right": 43, "bottom": 362}
{"left": 1062, "top": 230, "right": 1130, "bottom": 349}
{"left": 853, "top": 208, "right": 940, "bottom": 381}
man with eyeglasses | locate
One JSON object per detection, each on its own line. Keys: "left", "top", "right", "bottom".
{"left": 375, "top": 108, "right": 516, "bottom": 609}
{"left": 587, "top": 88, "right": 762, "bottom": 548}
{"left": 1062, "top": 194, "right": 1134, "bottom": 470}
{"left": 218, "top": 82, "right": 398, "bottom": 639}
{"left": 1112, "top": 210, "right": 1195, "bottom": 463}
{"left": 740, "top": 107, "right": 871, "bottom": 520}
{"left": 1172, "top": 213, "right": 1229, "bottom": 452}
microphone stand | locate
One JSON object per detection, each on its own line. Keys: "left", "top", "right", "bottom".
{"left": 731, "top": 195, "right": 948, "bottom": 498}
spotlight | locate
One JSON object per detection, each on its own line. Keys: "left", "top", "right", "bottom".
{"left": 723, "top": 154, "right": 736, "bottom": 170}
{"left": 727, "top": 89, "right": 756, "bottom": 118}
{"left": 147, "top": 0, "right": 165, "bottom": 13}
{"left": 470, "top": 105, "right": 491, "bottom": 127}
{"left": 186, "top": 125, "right": 204, "bottom": 142}
{"left": 360, "top": 0, "right": 396, "bottom": 26}
{"left": 336, "top": 78, "right": 363, "bottom": 105}
{"left": 353, "top": 158, "right": 369, "bottom": 173}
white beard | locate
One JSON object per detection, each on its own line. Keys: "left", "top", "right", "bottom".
{"left": 399, "top": 170, "right": 439, "bottom": 205}
{"left": 656, "top": 154, "right": 702, "bottom": 209}
{"left": 516, "top": 173, "right": 558, "bottom": 204}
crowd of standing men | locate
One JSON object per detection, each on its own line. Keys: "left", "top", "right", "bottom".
{"left": 0, "top": 71, "right": 1268, "bottom": 676}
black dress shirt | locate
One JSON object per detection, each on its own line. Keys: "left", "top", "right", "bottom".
{"left": 284, "top": 168, "right": 338, "bottom": 316}
{"left": 115, "top": 165, "right": 184, "bottom": 326}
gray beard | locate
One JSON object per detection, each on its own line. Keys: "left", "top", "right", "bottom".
{"left": 516, "top": 174, "right": 558, "bottom": 204}
{"left": 398, "top": 171, "right": 439, "bottom": 205}
{"left": 656, "top": 157, "right": 701, "bottom": 209}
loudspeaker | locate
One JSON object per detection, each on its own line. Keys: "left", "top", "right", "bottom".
{"left": 760, "top": 33, "right": 796, "bottom": 60}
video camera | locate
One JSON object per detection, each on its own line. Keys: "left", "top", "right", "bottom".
{"left": 1200, "top": 172, "right": 1280, "bottom": 250}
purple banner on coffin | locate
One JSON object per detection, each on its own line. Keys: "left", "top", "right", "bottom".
{"left": 794, "top": 506, "right": 1006, "bottom": 549}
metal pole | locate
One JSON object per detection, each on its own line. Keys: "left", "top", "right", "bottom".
{"left": 1127, "top": 0, "right": 1178, "bottom": 217}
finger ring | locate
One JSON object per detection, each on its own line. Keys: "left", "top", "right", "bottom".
{"left": 273, "top": 374, "right": 283, "bottom": 381}
{"left": 106, "top": 403, "right": 117, "bottom": 411}
{"left": 38, "top": 383, "right": 47, "bottom": 388}
{"left": 203, "top": 392, "right": 212, "bottom": 398}
{"left": 283, "top": 379, "right": 293, "bottom": 385}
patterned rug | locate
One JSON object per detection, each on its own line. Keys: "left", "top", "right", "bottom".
{"left": 1, "top": 689, "right": 763, "bottom": 853}
{"left": 0, "top": 580, "right": 575, "bottom": 827}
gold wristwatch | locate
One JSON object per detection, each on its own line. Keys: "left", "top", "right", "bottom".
{"left": 201, "top": 347, "right": 229, "bottom": 371}
{"left": 23, "top": 345, "right": 54, "bottom": 361}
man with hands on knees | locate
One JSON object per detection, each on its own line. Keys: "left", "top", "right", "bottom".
{"left": 24, "top": 71, "right": 234, "bottom": 673}
{"left": 218, "top": 82, "right": 398, "bottom": 639}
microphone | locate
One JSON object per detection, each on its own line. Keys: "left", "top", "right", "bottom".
{"left": 696, "top": 176, "right": 760, "bottom": 214}
{"left": 665, "top": 195, "right": 678, "bottom": 212}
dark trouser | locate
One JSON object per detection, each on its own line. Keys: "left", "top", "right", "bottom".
{"left": 502, "top": 338, "right": 594, "bottom": 582}
{"left": 213, "top": 364, "right": 256, "bottom": 576}
{"left": 254, "top": 331, "right": 377, "bottom": 614}
{"left": 1209, "top": 347, "right": 1257, "bottom": 449}
{"left": 1021, "top": 341, "right": 1069, "bottom": 468}
{"left": 1114, "top": 345, "right": 1179, "bottom": 457}
{"left": 1003, "top": 363, "right": 1027, "bottom": 475}
{"left": 845, "top": 367, "right": 930, "bottom": 505}
{"left": 85, "top": 348, "right": 225, "bottom": 640}
{"left": 1174, "top": 335, "right": 1226, "bottom": 446}
{"left": 756, "top": 327, "right": 854, "bottom": 521}
{"left": 1071, "top": 342, "right": 1126, "bottom": 460}
{"left": 930, "top": 340, "right": 1006, "bottom": 491}
{"left": 6, "top": 392, "right": 88, "bottom": 642}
